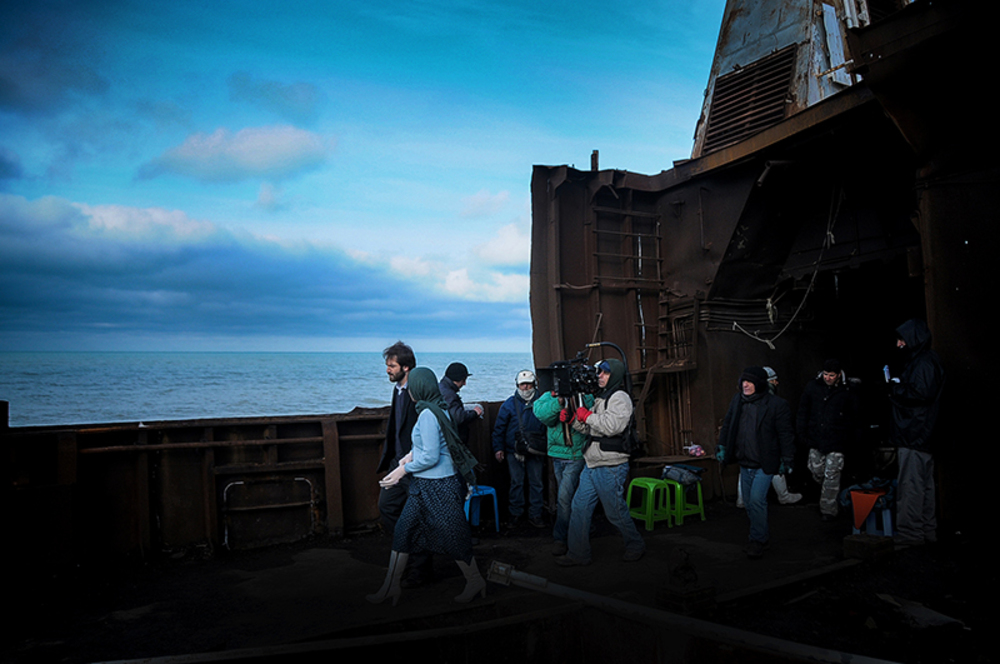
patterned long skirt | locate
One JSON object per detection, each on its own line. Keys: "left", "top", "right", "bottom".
{"left": 392, "top": 473, "right": 472, "bottom": 563}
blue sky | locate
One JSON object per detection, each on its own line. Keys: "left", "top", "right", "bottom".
{"left": 0, "top": 0, "right": 725, "bottom": 353}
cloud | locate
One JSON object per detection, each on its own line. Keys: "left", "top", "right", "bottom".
{"left": 444, "top": 268, "right": 529, "bottom": 303}
{"left": 474, "top": 222, "right": 529, "bottom": 266}
{"left": 386, "top": 248, "right": 528, "bottom": 304}
{"left": 137, "top": 126, "right": 331, "bottom": 183}
{"left": 74, "top": 203, "right": 218, "bottom": 242}
{"left": 228, "top": 72, "right": 322, "bottom": 125}
{"left": 254, "top": 183, "right": 287, "bottom": 212}
{"left": 0, "top": 193, "right": 530, "bottom": 349}
{"left": 390, "top": 255, "right": 434, "bottom": 277}
{"left": 461, "top": 189, "right": 509, "bottom": 218}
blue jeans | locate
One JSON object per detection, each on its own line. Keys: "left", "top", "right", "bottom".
{"left": 552, "top": 458, "right": 584, "bottom": 543}
{"left": 740, "top": 466, "right": 772, "bottom": 543}
{"left": 567, "top": 462, "right": 644, "bottom": 562}
{"left": 508, "top": 453, "right": 545, "bottom": 520}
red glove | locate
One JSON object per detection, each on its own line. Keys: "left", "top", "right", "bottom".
{"left": 559, "top": 409, "right": 574, "bottom": 423}
{"left": 576, "top": 406, "right": 592, "bottom": 423}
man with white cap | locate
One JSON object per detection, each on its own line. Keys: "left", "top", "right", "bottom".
{"left": 492, "top": 370, "right": 547, "bottom": 528}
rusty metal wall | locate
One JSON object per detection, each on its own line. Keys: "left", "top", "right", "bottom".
{"left": 531, "top": 96, "right": 925, "bottom": 460}
{"left": 2, "top": 401, "right": 510, "bottom": 571}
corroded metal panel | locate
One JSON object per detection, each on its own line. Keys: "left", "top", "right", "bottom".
{"left": 2, "top": 403, "right": 509, "bottom": 562}
{"left": 693, "top": 0, "right": 865, "bottom": 158}
{"left": 2, "top": 411, "right": 388, "bottom": 558}
{"left": 530, "top": 96, "right": 927, "bottom": 461}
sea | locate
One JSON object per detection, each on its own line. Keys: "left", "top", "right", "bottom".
{"left": 0, "top": 351, "right": 534, "bottom": 428}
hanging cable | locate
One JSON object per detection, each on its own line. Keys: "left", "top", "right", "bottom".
{"left": 733, "top": 184, "right": 844, "bottom": 348}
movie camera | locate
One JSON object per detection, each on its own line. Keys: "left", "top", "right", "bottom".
{"left": 535, "top": 351, "right": 601, "bottom": 402}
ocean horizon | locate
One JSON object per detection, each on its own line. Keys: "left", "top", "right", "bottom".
{"left": 0, "top": 350, "right": 534, "bottom": 428}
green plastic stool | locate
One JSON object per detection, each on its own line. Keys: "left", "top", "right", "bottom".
{"left": 663, "top": 478, "right": 705, "bottom": 526}
{"left": 626, "top": 477, "right": 673, "bottom": 531}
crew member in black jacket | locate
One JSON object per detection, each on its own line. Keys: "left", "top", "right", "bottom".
{"left": 717, "top": 366, "right": 796, "bottom": 559}
{"left": 797, "top": 359, "right": 859, "bottom": 521}
{"left": 889, "top": 319, "right": 944, "bottom": 545}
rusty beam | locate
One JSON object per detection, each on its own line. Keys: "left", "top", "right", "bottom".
{"left": 322, "top": 419, "right": 344, "bottom": 535}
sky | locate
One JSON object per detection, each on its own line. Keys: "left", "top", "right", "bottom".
{"left": 0, "top": 0, "right": 726, "bottom": 353}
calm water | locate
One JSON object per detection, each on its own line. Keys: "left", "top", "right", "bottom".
{"left": 0, "top": 351, "right": 534, "bottom": 427}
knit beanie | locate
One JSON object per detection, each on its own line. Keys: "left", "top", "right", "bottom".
{"left": 740, "top": 366, "right": 769, "bottom": 395}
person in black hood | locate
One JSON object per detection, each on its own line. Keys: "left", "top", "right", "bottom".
{"left": 717, "top": 366, "right": 796, "bottom": 559}
{"left": 889, "top": 318, "right": 945, "bottom": 545}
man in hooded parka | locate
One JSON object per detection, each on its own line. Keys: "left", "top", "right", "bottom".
{"left": 890, "top": 319, "right": 945, "bottom": 545}
{"left": 555, "top": 359, "right": 645, "bottom": 565}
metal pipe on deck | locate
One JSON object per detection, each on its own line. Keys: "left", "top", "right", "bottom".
{"left": 487, "top": 561, "right": 899, "bottom": 664}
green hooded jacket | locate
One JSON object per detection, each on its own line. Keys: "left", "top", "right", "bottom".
{"left": 533, "top": 390, "right": 594, "bottom": 460}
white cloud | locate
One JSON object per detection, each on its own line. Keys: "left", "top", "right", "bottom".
{"left": 137, "top": 125, "right": 331, "bottom": 183}
{"left": 461, "top": 189, "right": 509, "bottom": 218}
{"left": 74, "top": 203, "right": 216, "bottom": 241}
{"left": 390, "top": 255, "right": 434, "bottom": 277}
{"left": 486, "top": 272, "right": 531, "bottom": 303}
{"left": 444, "top": 268, "right": 528, "bottom": 303}
{"left": 444, "top": 268, "right": 475, "bottom": 297}
{"left": 474, "top": 222, "right": 530, "bottom": 267}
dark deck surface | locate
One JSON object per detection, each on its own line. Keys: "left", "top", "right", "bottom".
{"left": 5, "top": 497, "right": 988, "bottom": 663}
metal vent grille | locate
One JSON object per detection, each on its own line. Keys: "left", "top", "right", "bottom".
{"left": 702, "top": 45, "right": 797, "bottom": 154}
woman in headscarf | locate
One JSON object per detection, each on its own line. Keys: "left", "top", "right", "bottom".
{"left": 555, "top": 358, "right": 645, "bottom": 566}
{"left": 367, "top": 366, "right": 484, "bottom": 605}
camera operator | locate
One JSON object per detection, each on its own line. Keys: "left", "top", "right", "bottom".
{"left": 533, "top": 384, "right": 593, "bottom": 555}
{"left": 555, "top": 358, "right": 645, "bottom": 566}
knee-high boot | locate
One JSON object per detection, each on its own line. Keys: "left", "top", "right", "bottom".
{"left": 454, "top": 558, "right": 486, "bottom": 603}
{"left": 366, "top": 550, "right": 409, "bottom": 606}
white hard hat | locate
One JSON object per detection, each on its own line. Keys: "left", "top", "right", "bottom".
{"left": 516, "top": 370, "right": 536, "bottom": 385}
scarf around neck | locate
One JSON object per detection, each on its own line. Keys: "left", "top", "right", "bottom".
{"left": 406, "top": 367, "right": 479, "bottom": 485}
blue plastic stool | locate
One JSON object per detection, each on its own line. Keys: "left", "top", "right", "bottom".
{"left": 853, "top": 508, "right": 893, "bottom": 537}
{"left": 464, "top": 485, "right": 499, "bottom": 532}
{"left": 663, "top": 478, "right": 705, "bottom": 526}
{"left": 627, "top": 477, "right": 673, "bottom": 531}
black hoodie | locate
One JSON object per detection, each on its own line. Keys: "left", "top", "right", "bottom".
{"left": 890, "top": 319, "right": 945, "bottom": 452}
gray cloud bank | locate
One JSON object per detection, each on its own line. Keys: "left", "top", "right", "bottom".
{"left": 0, "top": 194, "right": 528, "bottom": 350}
